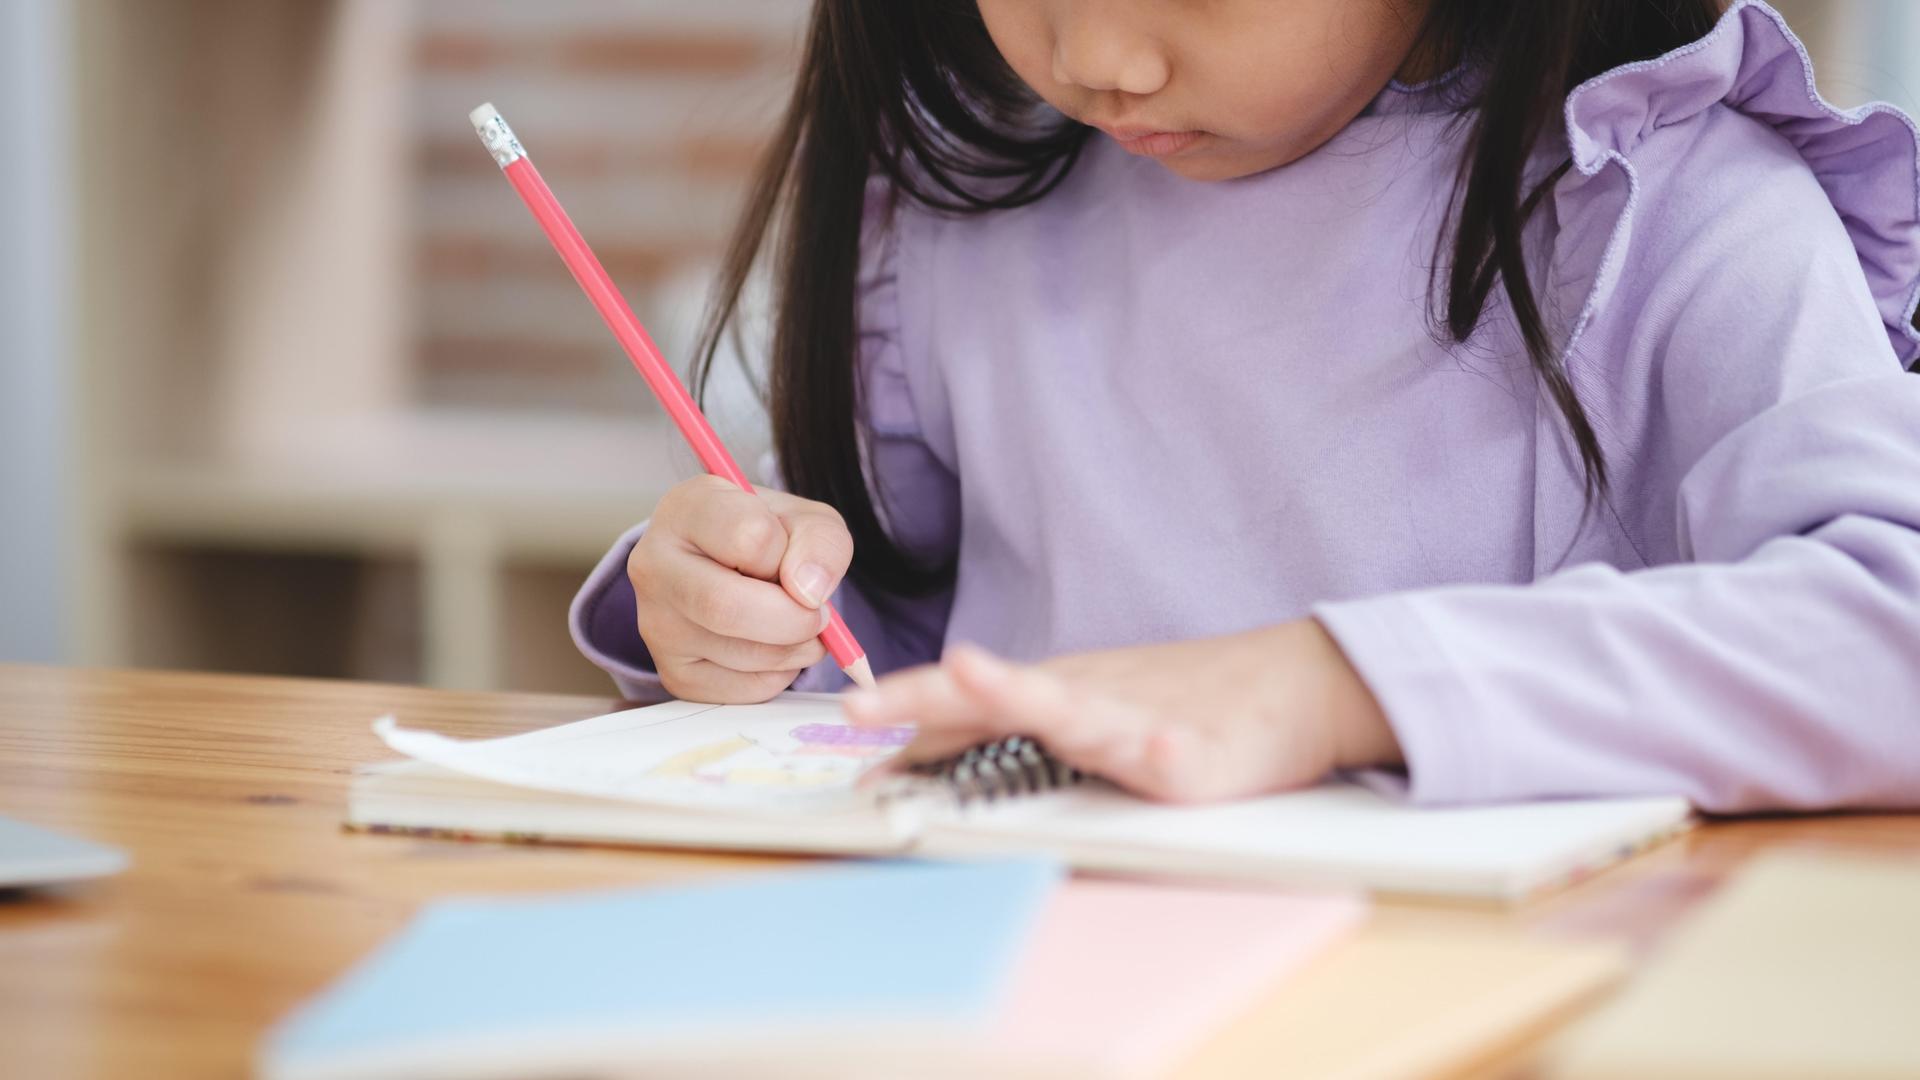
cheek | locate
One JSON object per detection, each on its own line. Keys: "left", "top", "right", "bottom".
{"left": 1203, "top": 5, "right": 1415, "bottom": 150}
{"left": 976, "top": 0, "right": 1057, "bottom": 96}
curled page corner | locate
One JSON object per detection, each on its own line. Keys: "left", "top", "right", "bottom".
{"left": 373, "top": 715, "right": 484, "bottom": 764}
{"left": 363, "top": 702, "right": 900, "bottom": 815}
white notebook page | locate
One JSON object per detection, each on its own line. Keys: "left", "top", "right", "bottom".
{"left": 374, "top": 694, "right": 907, "bottom": 813}
{"left": 927, "top": 783, "right": 1692, "bottom": 899}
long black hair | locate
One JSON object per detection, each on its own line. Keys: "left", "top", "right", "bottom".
{"left": 691, "top": 0, "right": 1727, "bottom": 598}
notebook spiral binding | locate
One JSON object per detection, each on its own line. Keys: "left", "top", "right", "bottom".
{"left": 911, "top": 736, "right": 1086, "bottom": 806}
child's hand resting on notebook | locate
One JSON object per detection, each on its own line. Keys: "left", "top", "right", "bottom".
{"left": 627, "top": 475, "right": 852, "bottom": 703}
{"left": 843, "top": 624, "right": 1403, "bottom": 803}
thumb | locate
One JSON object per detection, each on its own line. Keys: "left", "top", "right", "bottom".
{"left": 764, "top": 491, "right": 854, "bottom": 609}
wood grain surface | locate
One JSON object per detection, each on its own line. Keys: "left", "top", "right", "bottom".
{"left": 3, "top": 663, "right": 1917, "bottom": 1078}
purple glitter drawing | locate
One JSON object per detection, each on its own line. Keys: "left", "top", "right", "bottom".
{"left": 790, "top": 723, "right": 915, "bottom": 747}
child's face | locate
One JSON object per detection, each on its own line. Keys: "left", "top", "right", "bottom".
{"left": 977, "top": 0, "right": 1429, "bottom": 181}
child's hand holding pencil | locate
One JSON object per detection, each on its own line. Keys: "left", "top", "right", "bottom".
{"left": 471, "top": 103, "right": 873, "bottom": 693}
{"left": 628, "top": 476, "right": 857, "bottom": 702}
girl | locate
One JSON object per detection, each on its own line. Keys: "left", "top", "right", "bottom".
{"left": 573, "top": 0, "right": 1920, "bottom": 811}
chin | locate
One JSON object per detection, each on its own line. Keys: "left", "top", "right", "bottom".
{"left": 1157, "top": 152, "right": 1292, "bottom": 182}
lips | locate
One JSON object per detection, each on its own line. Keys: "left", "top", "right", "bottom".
{"left": 1098, "top": 126, "right": 1204, "bottom": 158}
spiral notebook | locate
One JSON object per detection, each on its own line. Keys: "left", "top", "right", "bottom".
{"left": 350, "top": 694, "right": 1692, "bottom": 901}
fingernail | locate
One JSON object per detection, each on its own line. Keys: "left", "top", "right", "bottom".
{"left": 793, "top": 563, "right": 832, "bottom": 607}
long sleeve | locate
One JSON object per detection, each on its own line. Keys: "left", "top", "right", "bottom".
{"left": 1317, "top": 375, "right": 1920, "bottom": 811}
{"left": 569, "top": 192, "right": 959, "bottom": 698}
{"left": 1317, "top": 7, "right": 1920, "bottom": 813}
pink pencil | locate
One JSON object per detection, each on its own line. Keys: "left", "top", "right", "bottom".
{"left": 470, "top": 103, "right": 874, "bottom": 690}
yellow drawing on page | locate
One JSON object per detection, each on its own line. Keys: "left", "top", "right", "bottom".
{"left": 642, "top": 724, "right": 915, "bottom": 791}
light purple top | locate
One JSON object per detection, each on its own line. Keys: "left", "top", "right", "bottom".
{"left": 574, "top": 2, "right": 1920, "bottom": 813}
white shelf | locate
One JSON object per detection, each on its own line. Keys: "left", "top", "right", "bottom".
{"left": 118, "top": 411, "right": 683, "bottom": 564}
{"left": 110, "top": 411, "right": 689, "bottom": 692}
{"left": 65, "top": 2, "right": 773, "bottom": 694}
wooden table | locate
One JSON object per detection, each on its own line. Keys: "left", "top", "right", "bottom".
{"left": 3, "top": 664, "right": 1917, "bottom": 1078}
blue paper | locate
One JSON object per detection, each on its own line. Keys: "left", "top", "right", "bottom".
{"left": 267, "top": 859, "right": 1061, "bottom": 1064}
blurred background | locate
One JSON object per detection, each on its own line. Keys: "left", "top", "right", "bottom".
{"left": 0, "top": 0, "right": 1915, "bottom": 695}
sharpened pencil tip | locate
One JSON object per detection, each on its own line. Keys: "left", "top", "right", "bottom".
{"left": 843, "top": 656, "right": 876, "bottom": 691}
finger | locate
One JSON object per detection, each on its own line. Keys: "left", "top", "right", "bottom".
{"left": 844, "top": 661, "right": 992, "bottom": 731}
{"left": 953, "top": 664, "right": 1217, "bottom": 803}
{"left": 680, "top": 623, "right": 827, "bottom": 674}
{"left": 897, "top": 729, "right": 1001, "bottom": 765}
{"left": 858, "top": 647, "right": 1099, "bottom": 761}
{"left": 669, "top": 476, "right": 789, "bottom": 580}
{"left": 660, "top": 547, "right": 831, "bottom": 644}
{"left": 945, "top": 646, "right": 1161, "bottom": 782}
{"left": 843, "top": 665, "right": 999, "bottom": 763}
{"left": 761, "top": 490, "right": 854, "bottom": 610}
{"left": 659, "top": 657, "right": 803, "bottom": 705}
{"left": 944, "top": 645, "right": 1091, "bottom": 747}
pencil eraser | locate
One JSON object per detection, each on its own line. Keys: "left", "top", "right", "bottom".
{"left": 469, "top": 102, "right": 525, "bottom": 169}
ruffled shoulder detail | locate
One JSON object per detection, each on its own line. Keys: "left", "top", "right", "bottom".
{"left": 1557, "top": 0, "right": 1920, "bottom": 365}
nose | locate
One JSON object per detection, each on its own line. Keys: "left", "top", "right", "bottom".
{"left": 1050, "top": 15, "right": 1169, "bottom": 96}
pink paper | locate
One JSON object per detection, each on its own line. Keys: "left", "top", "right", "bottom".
{"left": 992, "top": 880, "right": 1366, "bottom": 1076}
